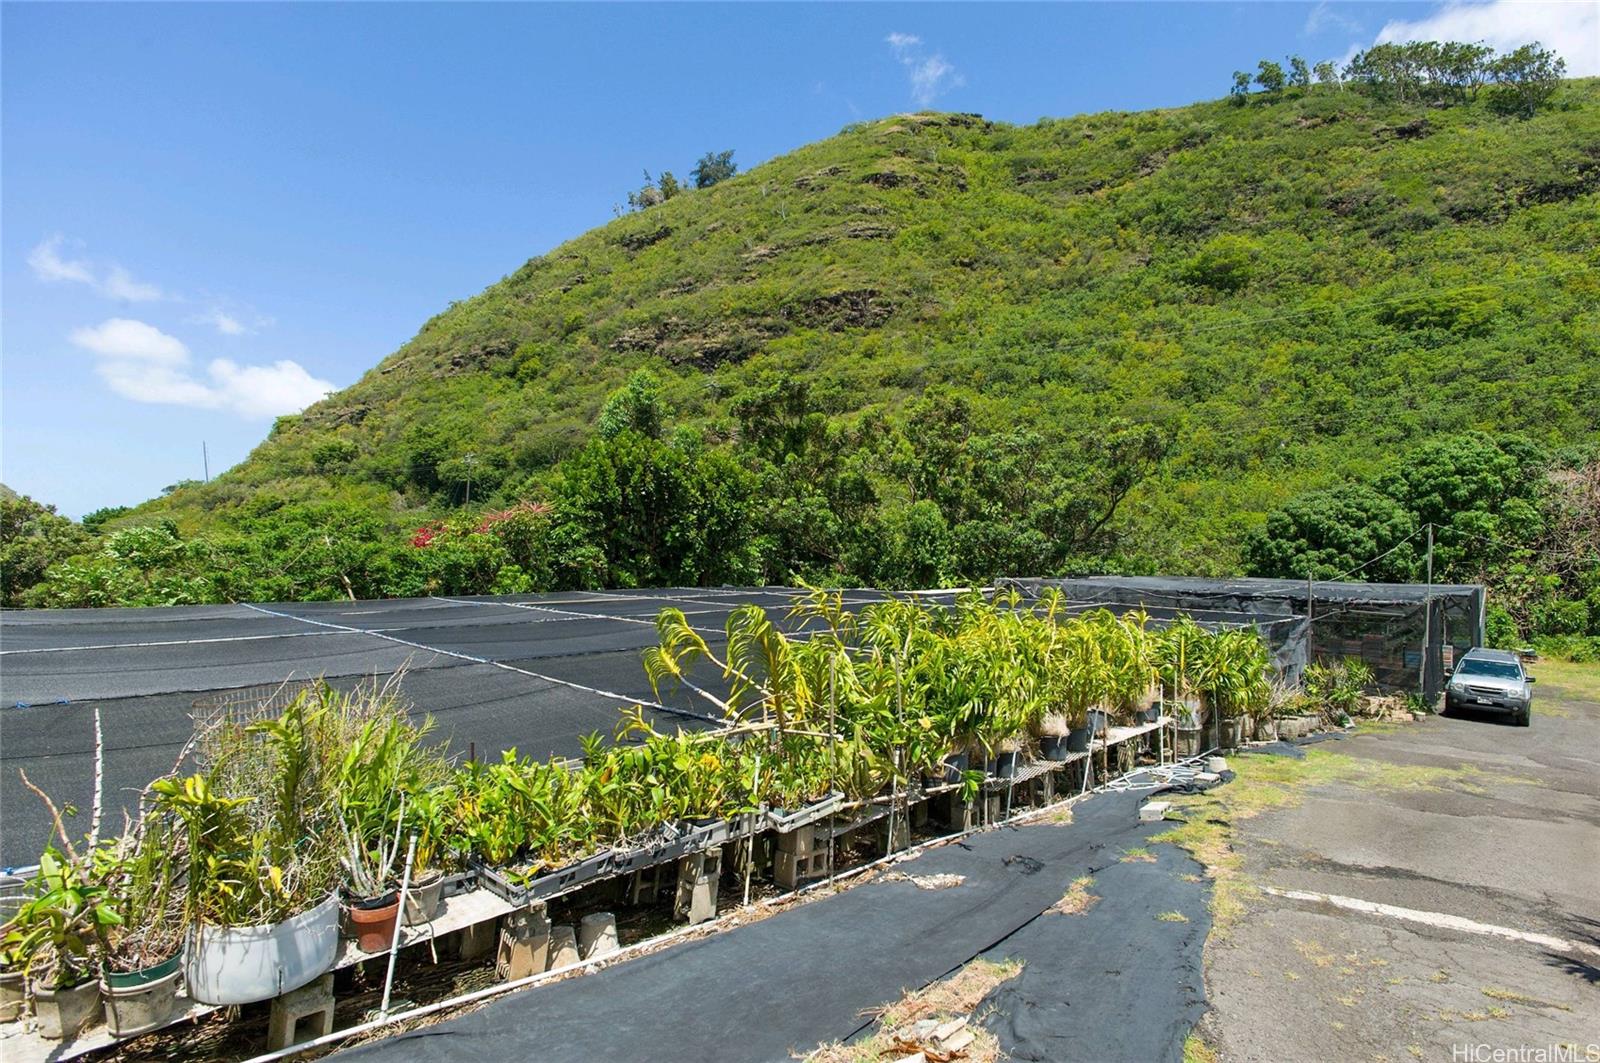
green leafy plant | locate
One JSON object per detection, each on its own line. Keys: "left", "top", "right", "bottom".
{"left": 1, "top": 848, "right": 120, "bottom": 989}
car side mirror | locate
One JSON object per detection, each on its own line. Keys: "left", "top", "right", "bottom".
{"left": 1526, "top": 676, "right": 1536, "bottom": 684}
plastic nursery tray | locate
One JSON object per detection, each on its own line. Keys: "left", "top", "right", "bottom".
{"left": 470, "top": 815, "right": 766, "bottom": 906}
{"left": 765, "top": 792, "right": 845, "bottom": 832}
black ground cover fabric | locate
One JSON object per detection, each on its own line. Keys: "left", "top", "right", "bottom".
{"left": 976, "top": 843, "right": 1210, "bottom": 1063}
{"left": 339, "top": 783, "right": 1209, "bottom": 1063}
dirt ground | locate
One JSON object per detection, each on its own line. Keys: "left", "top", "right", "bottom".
{"left": 1190, "top": 660, "right": 1600, "bottom": 1062}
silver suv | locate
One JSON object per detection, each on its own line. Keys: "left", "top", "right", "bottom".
{"left": 1443, "top": 648, "right": 1534, "bottom": 727}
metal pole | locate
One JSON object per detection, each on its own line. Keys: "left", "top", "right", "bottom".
{"left": 742, "top": 755, "right": 759, "bottom": 907}
{"left": 380, "top": 834, "right": 418, "bottom": 1020}
{"left": 827, "top": 656, "right": 837, "bottom": 887}
{"left": 1420, "top": 523, "right": 1433, "bottom": 699}
{"left": 203, "top": 441, "right": 210, "bottom": 483}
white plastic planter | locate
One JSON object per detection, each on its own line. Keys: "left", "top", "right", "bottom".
{"left": 184, "top": 893, "right": 339, "bottom": 1005}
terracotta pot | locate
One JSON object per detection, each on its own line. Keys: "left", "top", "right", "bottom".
{"left": 347, "top": 893, "right": 401, "bottom": 953}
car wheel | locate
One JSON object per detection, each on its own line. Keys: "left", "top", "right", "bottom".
{"left": 1515, "top": 708, "right": 1531, "bottom": 727}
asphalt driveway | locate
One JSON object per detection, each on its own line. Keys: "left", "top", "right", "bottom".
{"left": 1197, "top": 661, "right": 1599, "bottom": 1061}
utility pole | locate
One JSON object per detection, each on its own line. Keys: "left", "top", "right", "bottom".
{"left": 1420, "top": 523, "right": 1434, "bottom": 700}
{"left": 463, "top": 452, "right": 476, "bottom": 506}
{"left": 202, "top": 442, "right": 210, "bottom": 483}
{"left": 1305, "top": 571, "right": 1314, "bottom": 683}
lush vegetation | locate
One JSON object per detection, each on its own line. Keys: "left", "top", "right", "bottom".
{"left": 1246, "top": 433, "right": 1600, "bottom": 654}
{"left": 1232, "top": 40, "right": 1568, "bottom": 119}
{"left": 5, "top": 56, "right": 1596, "bottom": 625}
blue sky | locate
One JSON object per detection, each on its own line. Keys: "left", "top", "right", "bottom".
{"left": 4, "top": 2, "right": 1595, "bottom": 518}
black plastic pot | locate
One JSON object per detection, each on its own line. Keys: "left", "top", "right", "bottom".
{"left": 992, "top": 750, "right": 1021, "bottom": 778}
{"left": 942, "top": 751, "right": 970, "bottom": 783}
{"left": 1139, "top": 704, "right": 1161, "bottom": 724}
{"left": 1087, "top": 709, "right": 1109, "bottom": 735}
{"left": 1039, "top": 735, "right": 1071, "bottom": 761}
{"left": 1067, "top": 726, "right": 1092, "bottom": 753}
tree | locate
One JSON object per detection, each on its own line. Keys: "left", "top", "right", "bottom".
{"left": 1229, "top": 70, "right": 1252, "bottom": 104}
{"left": 1288, "top": 55, "right": 1311, "bottom": 90}
{"left": 691, "top": 150, "right": 737, "bottom": 189}
{"left": 1313, "top": 60, "right": 1341, "bottom": 89}
{"left": 1487, "top": 42, "right": 1566, "bottom": 118}
{"left": 1346, "top": 43, "right": 1423, "bottom": 101}
{"left": 555, "top": 431, "right": 756, "bottom": 587}
{"left": 1431, "top": 41, "right": 1494, "bottom": 100}
{"left": 1255, "top": 59, "right": 1286, "bottom": 96}
{"left": 0, "top": 494, "right": 92, "bottom": 606}
{"left": 627, "top": 169, "right": 683, "bottom": 212}
{"left": 598, "top": 368, "right": 667, "bottom": 440}
{"left": 80, "top": 505, "right": 130, "bottom": 534}
{"left": 1243, "top": 484, "right": 1420, "bottom": 582}
{"left": 1375, "top": 433, "right": 1546, "bottom": 580}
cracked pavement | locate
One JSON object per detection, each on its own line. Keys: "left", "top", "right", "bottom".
{"left": 1198, "top": 666, "right": 1600, "bottom": 1062}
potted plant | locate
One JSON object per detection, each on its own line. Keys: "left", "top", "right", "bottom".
{"left": 0, "top": 939, "right": 24, "bottom": 1023}
{"left": 1050, "top": 615, "right": 1107, "bottom": 753}
{"left": 1273, "top": 681, "right": 1320, "bottom": 739}
{"left": 3, "top": 847, "right": 114, "bottom": 1040}
{"left": 339, "top": 815, "right": 404, "bottom": 953}
{"left": 1035, "top": 712, "right": 1073, "bottom": 761}
{"left": 94, "top": 814, "right": 186, "bottom": 1037}
{"left": 1195, "top": 629, "right": 1271, "bottom": 750}
{"left": 402, "top": 784, "right": 454, "bottom": 927}
{"left": 156, "top": 772, "right": 341, "bottom": 1006}
{"left": 160, "top": 690, "right": 344, "bottom": 1006}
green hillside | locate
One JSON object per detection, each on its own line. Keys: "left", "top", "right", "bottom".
{"left": 27, "top": 76, "right": 1600, "bottom": 614}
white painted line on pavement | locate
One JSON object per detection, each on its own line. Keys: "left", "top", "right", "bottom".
{"left": 1261, "top": 886, "right": 1600, "bottom": 960}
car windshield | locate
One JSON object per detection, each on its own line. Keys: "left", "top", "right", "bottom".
{"left": 1455, "top": 658, "right": 1522, "bottom": 680}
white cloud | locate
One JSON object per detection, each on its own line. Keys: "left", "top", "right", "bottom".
{"left": 100, "top": 265, "right": 164, "bottom": 303}
{"left": 68, "top": 318, "right": 189, "bottom": 364}
{"left": 69, "top": 317, "right": 334, "bottom": 418}
{"left": 885, "top": 32, "right": 964, "bottom": 107}
{"left": 202, "top": 309, "right": 247, "bottom": 335}
{"left": 27, "top": 235, "right": 96, "bottom": 286}
{"left": 206, "top": 359, "right": 334, "bottom": 418}
{"left": 1304, "top": 1, "right": 1363, "bottom": 37}
{"left": 28, "top": 235, "right": 165, "bottom": 302}
{"left": 1371, "top": 1, "right": 1599, "bottom": 76}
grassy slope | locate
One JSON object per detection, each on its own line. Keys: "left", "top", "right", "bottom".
{"left": 143, "top": 81, "right": 1600, "bottom": 572}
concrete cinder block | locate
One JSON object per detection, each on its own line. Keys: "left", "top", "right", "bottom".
{"left": 267, "top": 973, "right": 335, "bottom": 1051}
{"left": 577, "top": 912, "right": 618, "bottom": 960}
{"left": 1139, "top": 800, "right": 1172, "bottom": 823}
{"left": 675, "top": 849, "right": 721, "bottom": 925}
{"left": 495, "top": 903, "right": 551, "bottom": 980}
{"left": 547, "top": 925, "right": 579, "bottom": 970}
{"left": 454, "top": 916, "right": 499, "bottom": 961}
{"left": 1206, "top": 756, "right": 1228, "bottom": 774}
